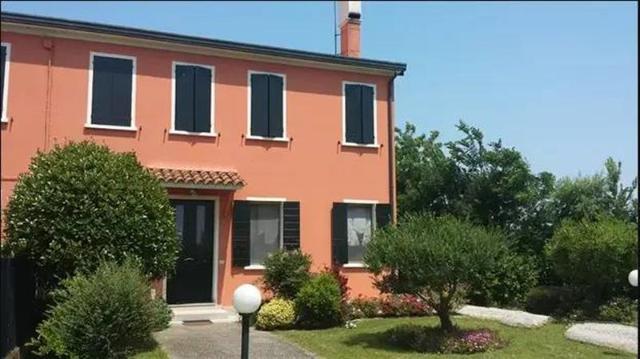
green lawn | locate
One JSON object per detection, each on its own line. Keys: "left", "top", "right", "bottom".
{"left": 128, "top": 339, "right": 169, "bottom": 359}
{"left": 277, "top": 316, "right": 634, "bottom": 358}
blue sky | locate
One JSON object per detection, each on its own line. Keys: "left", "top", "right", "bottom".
{"left": 3, "top": 1, "right": 637, "bottom": 184}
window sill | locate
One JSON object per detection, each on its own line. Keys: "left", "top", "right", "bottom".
{"left": 341, "top": 142, "right": 380, "bottom": 149}
{"left": 343, "top": 263, "right": 367, "bottom": 268}
{"left": 169, "top": 130, "right": 218, "bottom": 138}
{"left": 0, "top": 118, "right": 8, "bottom": 124}
{"left": 243, "top": 265, "right": 266, "bottom": 271}
{"left": 85, "top": 123, "right": 137, "bottom": 132}
{"left": 245, "top": 135, "right": 290, "bottom": 143}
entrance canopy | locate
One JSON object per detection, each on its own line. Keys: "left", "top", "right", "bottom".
{"left": 148, "top": 167, "right": 246, "bottom": 190}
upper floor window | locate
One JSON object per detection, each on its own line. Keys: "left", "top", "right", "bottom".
{"left": 87, "top": 52, "right": 136, "bottom": 130}
{"left": 248, "top": 71, "right": 286, "bottom": 139}
{"left": 1, "top": 43, "right": 10, "bottom": 123}
{"left": 172, "top": 62, "right": 215, "bottom": 135}
{"left": 343, "top": 82, "right": 376, "bottom": 146}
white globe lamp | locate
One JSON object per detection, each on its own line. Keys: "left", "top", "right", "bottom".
{"left": 232, "top": 284, "right": 262, "bottom": 359}
{"left": 628, "top": 269, "right": 638, "bottom": 287}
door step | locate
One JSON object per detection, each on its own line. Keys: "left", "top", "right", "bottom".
{"left": 170, "top": 305, "right": 239, "bottom": 325}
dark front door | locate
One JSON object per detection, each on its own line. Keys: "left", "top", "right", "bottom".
{"left": 167, "top": 200, "right": 215, "bottom": 304}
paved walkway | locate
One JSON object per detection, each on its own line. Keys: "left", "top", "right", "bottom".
{"left": 457, "top": 305, "right": 551, "bottom": 328}
{"left": 565, "top": 322, "right": 637, "bottom": 354}
{"left": 154, "top": 322, "right": 315, "bottom": 359}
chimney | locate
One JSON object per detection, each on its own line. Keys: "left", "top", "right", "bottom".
{"left": 338, "top": 1, "right": 361, "bottom": 57}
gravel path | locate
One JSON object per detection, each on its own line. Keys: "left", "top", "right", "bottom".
{"left": 154, "top": 322, "right": 315, "bottom": 359}
{"left": 565, "top": 322, "right": 637, "bottom": 354}
{"left": 457, "top": 305, "right": 550, "bottom": 328}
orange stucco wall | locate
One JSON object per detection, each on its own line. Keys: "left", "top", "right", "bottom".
{"left": 0, "top": 32, "right": 394, "bottom": 305}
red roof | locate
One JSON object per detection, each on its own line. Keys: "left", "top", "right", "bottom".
{"left": 149, "top": 167, "right": 245, "bottom": 188}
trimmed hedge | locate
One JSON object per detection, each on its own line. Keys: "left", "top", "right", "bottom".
{"left": 295, "top": 273, "right": 343, "bottom": 329}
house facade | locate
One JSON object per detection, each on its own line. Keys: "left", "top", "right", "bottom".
{"left": 0, "top": 10, "right": 405, "bottom": 306}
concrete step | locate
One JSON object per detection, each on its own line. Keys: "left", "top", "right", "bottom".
{"left": 170, "top": 305, "right": 239, "bottom": 325}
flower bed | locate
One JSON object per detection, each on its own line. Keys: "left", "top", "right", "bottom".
{"left": 348, "top": 294, "right": 433, "bottom": 319}
{"left": 386, "top": 324, "right": 505, "bottom": 354}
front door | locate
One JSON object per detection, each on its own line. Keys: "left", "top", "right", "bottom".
{"left": 167, "top": 199, "right": 215, "bottom": 304}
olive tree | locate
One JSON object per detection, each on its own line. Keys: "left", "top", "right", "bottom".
{"left": 3, "top": 141, "right": 179, "bottom": 292}
{"left": 364, "top": 215, "right": 506, "bottom": 331}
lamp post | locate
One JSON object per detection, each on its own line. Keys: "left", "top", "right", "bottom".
{"left": 233, "top": 284, "right": 262, "bottom": 359}
{"left": 629, "top": 269, "right": 638, "bottom": 287}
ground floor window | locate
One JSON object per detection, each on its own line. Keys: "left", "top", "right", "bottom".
{"left": 346, "top": 204, "right": 374, "bottom": 264}
{"left": 249, "top": 202, "right": 281, "bottom": 265}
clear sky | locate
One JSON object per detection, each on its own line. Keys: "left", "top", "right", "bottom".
{"left": 3, "top": 1, "right": 637, "bottom": 184}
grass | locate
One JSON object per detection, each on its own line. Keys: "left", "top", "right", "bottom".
{"left": 128, "top": 338, "right": 169, "bottom": 359}
{"left": 277, "top": 316, "right": 635, "bottom": 358}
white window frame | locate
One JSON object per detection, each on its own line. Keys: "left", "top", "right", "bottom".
{"left": 341, "top": 81, "right": 379, "bottom": 148}
{"left": 170, "top": 61, "right": 217, "bottom": 137}
{"left": 85, "top": 52, "right": 137, "bottom": 131}
{"left": 342, "top": 199, "right": 378, "bottom": 267}
{"left": 243, "top": 196, "right": 287, "bottom": 270}
{"left": 1, "top": 42, "right": 11, "bottom": 123}
{"left": 246, "top": 70, "right": 288, "bottom": 142}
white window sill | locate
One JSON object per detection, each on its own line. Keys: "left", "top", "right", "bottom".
{"left": 85, "top": 123, "right": 137, "bottom": 132}
{"left": 243, "top": 265, "right": 266, "bottom": 270}
{"left": 245, "top": 135, "right": 290, "bottom": 143}
{"left": 341, "top": 142, "right": 380, "bottom": 149}
{"left": 169, "top": 130, "right": 218, "bottom": 138}
{"left": 343, "top": 263, "right": 367, "bottom": 268}
{"left": 0, "top": 118, "right": 8, "bottom": 124}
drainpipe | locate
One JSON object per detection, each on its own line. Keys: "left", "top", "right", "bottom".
{"left": 387, "top": 74, "right": 398, "bottom": 223}
{"left": 43, "top": 38, "right": 54, "bottom": 150}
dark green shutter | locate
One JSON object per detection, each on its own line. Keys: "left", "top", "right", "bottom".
{"left": 375, "top": 203, "right": 392, "bottom": 229}
{"left": 282, "top": 201, "right": 300, "bottom": 250}
{"left": 0, "top": 45, "right": 5, "bottom": 117}
{"left": 194, "top": 66, "right": 212, "bottom": 133}
{"left": 332, "top": 203, "right": 348, "bottom": 265}
{"left": 345, "top": 84, "right": 362, "bottom": 143}
{"left": 174, "top": 65, "right": 195, "bottom": 131}
{"left": 250, "top": 74, "right": 269, "bottom": 137}
{"left": 109, "top": 57, "right": 133, "bottom": 127}
{"left": 268, "top": 75, "right": 284, "bottom": 138}
{"left": 361, "top": 85, "right": 375, "bottom": 144}
{"left": 232, "top": 201, "right": 251, "bottom": 267}
{"left": 90, "top": 56, "right": 114, "bottom": 126}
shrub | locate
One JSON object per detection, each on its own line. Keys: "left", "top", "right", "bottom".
{"left": 468, "top": 250, "right": 538, "bottom": 307}
{"left": 545, "top": 217, "right": 637, "bottom": 301}
{"left": 3, "top": 141, "right": 179, "bottom": 292}
{"left": 262, "top": 250, "right": 312, "bottom": 299}
{"left": 32, "top": 260, "right": 160, "bottom": 358}
{"left": 295, "top": 273, "right": 343, "bottom": 329}
{"left": 365, "top": 214, "right": 506, "bottom": 331}
{"left": 381, "top": 294, "right": 433, "bottom": 317}
{"left": 150, "top": 298, "right": 173, "bottom": 331}
{"left": 525, "top": 286, "right": 579, "bottom": 316}
{"left": 598, "top": 297, "right": 638, "bottom": 325}
{"left": 386, "top": 324, "right": 504, "bottom": 354}
{"left": 349, "top": 295, "right": 381, "bottom": 318}
{"left": 255, "top": 298, "right": 296, "bottom": 331}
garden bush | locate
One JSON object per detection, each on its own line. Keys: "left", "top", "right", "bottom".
{"left": 365, "top": 214, "right": 506, "bottom": 331}
{"left": 525, "top": 286, "right": 580, "bottom": 316}
{"left": 295, "top": 273, "right": 343, "bottom": 329}
{"left": 3, "top": 141, "right": 179, "bottom": 292}
{"left": 32, "top": 260, "right": 162, "bottom": 358}
{"left": 349, "top": 294, "right": 432, "bottom": 318}
{"left": 468, "top": 250, "right": 538, "bottom": 307}
{"left": 545, "top": 217, "right": 637, "bottom": 301}
{"left": 386, "top": 324, "right": 505, "bottom": 354}
{"left": 598, "top": 297, "right": 638, "bottom": 325}
{"left": 255, "top": 298, "right": 296, "bottom": 331}
{"left": 262, "top": 249, "right": 312, "bottom": 299}
{"left": 150, "top": 298, "right": 173, "bottom": 331}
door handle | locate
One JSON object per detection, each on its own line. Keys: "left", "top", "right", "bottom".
{"left": 184, "top": 257, "right": 195, "bottom": 262}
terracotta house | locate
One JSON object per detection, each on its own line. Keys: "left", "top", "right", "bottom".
{"left": 0, "top": 7, "right": 406, "bottom": 310}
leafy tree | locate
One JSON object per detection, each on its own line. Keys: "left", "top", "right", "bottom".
{"left": 365, "top": 215, "right": 505, "bottom": 331}
{"left": 3, "top": 141, "right": 179, "bottom": 292}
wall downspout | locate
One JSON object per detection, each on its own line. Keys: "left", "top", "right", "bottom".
{"left": 387, "top": 74, "right": 398, "bottom": 223}
{"left": 43, "top": 38, "right": 54, "bottom": 150}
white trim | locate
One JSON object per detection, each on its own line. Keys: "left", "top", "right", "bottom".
{"left": 170, "top": 61, "right": 216, "bottom": 136}
{"left": 342, "top": 263, "right": 367, "bottom": 268}
{"left": 246, "top": 196, "right": 287, "bottom": 202}
{"left": 163, "top": 195, "right": 220, "bottom": 305}
{"left": 341, "top": 81, "right": 378, "bottom": 147}
{"left": 246, "top": 70, "right": 287, "bottom": 139}
{"left": 243, "top": 265, "right": 266, "bottom": 270}
{"left": 343, "top": 199, "right": 379, "bottom": 204}
{"left": 161, "top": 182, "right": 242, "bottom": 190}
{"left": 86, "top": 51, "right": 137, "bottom": 130}
{"left": 1, "top": 42, "right": 11, "bottom": 123}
